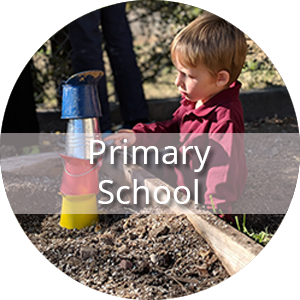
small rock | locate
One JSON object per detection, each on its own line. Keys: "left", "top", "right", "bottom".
{"left": 119, "top": 259, "right": 133, "bottom": 270}
{"left": 150, "top": 254, "right": 159, "bottom": 263}
{"left": 94, "top": 224, "right": 102, "bottom": 233}
{"left": 99, "top": 236, "right": 114, "bottom": 246}
{"left": 188, "top": 284, "right": 195, "bottom": 292}
{"left": 80, "top": 246, "right": 96, "bottom": 260}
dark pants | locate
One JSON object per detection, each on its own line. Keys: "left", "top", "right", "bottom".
{"left": 68, "top": 3, "right": 149, "bottom": 132}
{"left": 1, "top": 60, "right": 40, "bottom": 148}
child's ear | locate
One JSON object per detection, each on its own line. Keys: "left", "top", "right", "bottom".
{"left": 216, "top": 70, "right": 230, "bottom": 87}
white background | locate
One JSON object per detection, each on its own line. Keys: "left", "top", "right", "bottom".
{"left": 0, "top": 0, "right": 299, "bottom": 299}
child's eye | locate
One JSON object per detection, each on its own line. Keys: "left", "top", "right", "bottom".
{"left": 183, "top": 72, "right": 193, "bottom": 78}
{"left": 177, "top": 71, "right": 186, "bottom": 78}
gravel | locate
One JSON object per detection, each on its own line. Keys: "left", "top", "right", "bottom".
{"left": 16, "top": 213, "right": 229, "bottom": 299}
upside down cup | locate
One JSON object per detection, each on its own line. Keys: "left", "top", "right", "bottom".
{"left": 61, "top": 70, "right": 103, "bottom": 119}
{"left": 59, "top": 194, "right": 99, "bottom": 229}
{"left": 60, "top": 154, "right": 102, "bottom": 195}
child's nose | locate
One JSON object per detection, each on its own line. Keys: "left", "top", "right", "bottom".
{"left": 175, "top": 73, "right": 181, "bottom": 87}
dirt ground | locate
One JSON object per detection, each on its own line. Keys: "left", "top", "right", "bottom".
{"left": 1, "top": 115, "right": 299, "bottom": 298}
{"left": 244, "top": 115, "right": 298, "bottom": 134}
{"left": 16, "top": 213, "right": 229, "bottom": 299}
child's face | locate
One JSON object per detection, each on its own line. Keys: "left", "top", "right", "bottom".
{"left": 174, "top": 59, "right": 223, "bottom": 105}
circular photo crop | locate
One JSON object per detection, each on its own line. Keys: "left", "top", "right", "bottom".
{"left": 1, "top": 1, "right": 299, "bottom": 300}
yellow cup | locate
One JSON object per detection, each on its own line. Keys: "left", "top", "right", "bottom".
{"left": 59, "top": 193, "right": 99, "bottom": 229}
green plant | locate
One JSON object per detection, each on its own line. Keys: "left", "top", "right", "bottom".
{"left": 209, "top": 195, "right": 224, "bottom": 217}
{"left": 209, "top": 194, "right": 217, "bottom": 214}
{"left": 209, "top": 195, "right": 273, "bottom": 246}
{"left": 235, "top": 215, "right": 273, "bottom": 246}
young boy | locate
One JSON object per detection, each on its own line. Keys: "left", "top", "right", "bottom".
{"left": 105, "top": 13, "right": 248, "bottom": 214}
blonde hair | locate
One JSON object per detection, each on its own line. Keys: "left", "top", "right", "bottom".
{"left": 171, "top": 12, "right": 248, "bottom": 85}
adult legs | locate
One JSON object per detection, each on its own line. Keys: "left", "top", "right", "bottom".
{"left": 68, "top": 10, "right": 112, "bottom": 132}
{"left": 101, "top": 3, "right": 149, "bottom": 127}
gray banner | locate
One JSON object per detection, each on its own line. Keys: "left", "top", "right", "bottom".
{"left": 1, "top": 133, "right": 299, "bottom": 214}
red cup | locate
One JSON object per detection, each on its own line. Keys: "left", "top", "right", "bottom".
{"left": 60, "top": 154, "right": 102, "bottom": 195}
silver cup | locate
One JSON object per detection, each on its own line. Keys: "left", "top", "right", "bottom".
{"left": 65, "top": 118, "right": 102, "bottom": 160}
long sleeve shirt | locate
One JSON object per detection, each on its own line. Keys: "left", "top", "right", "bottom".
{"left": 132, "top": 81, "right": 247, "bottom": 213}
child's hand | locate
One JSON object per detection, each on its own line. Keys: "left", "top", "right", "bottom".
{"left": 103, "top": 130, "right": 136, "bottom": 149}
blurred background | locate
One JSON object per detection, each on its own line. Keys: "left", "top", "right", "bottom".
{"left": 31, "top": 1, "right": 283, "bottom": 111}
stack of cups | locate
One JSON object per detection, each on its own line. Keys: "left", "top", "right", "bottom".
{"left": 59, "top": 70, "right": 104, "bottom": 229}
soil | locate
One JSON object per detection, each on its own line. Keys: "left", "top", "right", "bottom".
{"left": 244, "top": 115, "right": 298, "bottom": 133}
{"left": 1, "top": 115, "right": 299, "bottom": 298}
{"left": 16, "top": 213, "right": 229, "bottom": 299}
{"left": 4, "top": 168, "right": 230, "bottom": 298}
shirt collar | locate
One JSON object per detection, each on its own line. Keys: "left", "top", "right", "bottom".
{"left": 181, "top": 81, "right": 241, "bottom": 118}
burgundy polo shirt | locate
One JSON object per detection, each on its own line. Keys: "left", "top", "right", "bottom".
{"left": 133, "top": 81, "right": 247, "bottom": 213}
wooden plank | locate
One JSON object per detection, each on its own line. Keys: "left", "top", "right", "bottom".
{"left": 171, "top": 205, "right": 263, "bottom": 276}
{"left": 101, "top": 151, "right": 264, "bottom": 276}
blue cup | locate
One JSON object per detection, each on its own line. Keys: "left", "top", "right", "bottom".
{"left": 61, "top": 70, "right": 104, "bottom": 119}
